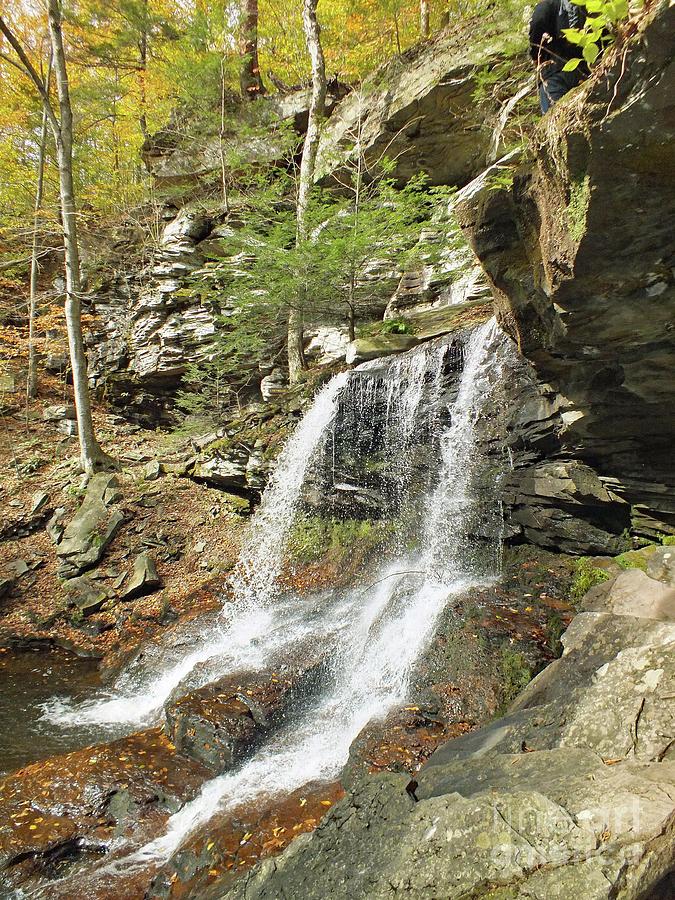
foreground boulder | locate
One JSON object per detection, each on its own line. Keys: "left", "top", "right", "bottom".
{"left": 55, "top": 474, "right": 124, "bottom": 578}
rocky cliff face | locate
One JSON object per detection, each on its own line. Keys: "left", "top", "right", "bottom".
{"left": 84, "top": 2, "right": 672, "bottom": 557}
{"left": 316, "top": 4, "right": 530, "bottom": 188}
{"left": 455, "top": 3, "right": 675, "bottom": 540}
{"left": 84, "top": 5, "right": 530, "bottom": 426}
{"left": 86, "top": 208, "right": 224, "bottom": 424}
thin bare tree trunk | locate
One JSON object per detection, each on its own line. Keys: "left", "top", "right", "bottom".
{"left": 1, "top": 7, "right": 111, "bottom": 472}
{"left": 138, "top": 0, "right": 148, "bottom": 137}
{"left": 47, "top": 0, "right": 110, "bottom": 473}
{"left": 240, "top": 0, "right": 265, "bottom": 100}
{"left": 27, "top": 53, "right": 52, "bottom": 402}
{"left": 219, "top": 56, "right": 231, "bottom": 213}
{"left": 393, "top": 11, "right": 402, "bottom": 55}
{"left": 288, "top": 0, "right": 327, "bottom": 384}
{"left": 420, "top": 0, "right": 430, "bottom": 38}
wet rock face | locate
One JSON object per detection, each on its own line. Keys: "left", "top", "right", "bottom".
{"left": 220, "top": 545, "right": 675, "bottom": 900}
{"left": 164, "top": 672, "right": 291, "bottom": 773}
{"left": 165, "top": 658, "right": 327, "bottom": 772}
{"left": 0, "top": 729, "right": 209, "bottom": 895}
{"left": 455, "top": 4, "right": 675, "bottom": 539}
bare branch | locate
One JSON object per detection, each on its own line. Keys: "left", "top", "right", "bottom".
{"left": 0, "top": 15, "right": 59, "bottom": 136}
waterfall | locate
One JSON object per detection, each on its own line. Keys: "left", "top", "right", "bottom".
{"left": 229, "top": 372, "right": 350, "bottom": 607}
{"left": 94, "top": 317, "right": 510, "bottom": 870}
{"left": 43, "top": 374, "right": 350, "bottom": 729}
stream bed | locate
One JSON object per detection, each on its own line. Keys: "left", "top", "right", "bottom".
{"left": 0, "top": 648, "right": 102, "bottom": 775}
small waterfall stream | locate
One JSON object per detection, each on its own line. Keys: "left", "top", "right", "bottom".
{"left": 43, "top": 317, "right": 511, "bottom": 878}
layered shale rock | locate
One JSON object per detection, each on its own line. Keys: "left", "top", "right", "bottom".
{"left": 165, "top": 656, "right": 328, "bottom": 772}
{"left": 455, "top": 3, "right": 675, "bottom": 540}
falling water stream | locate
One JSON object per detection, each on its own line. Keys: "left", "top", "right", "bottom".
{"left": 41, "top": 318, "right": 510, "bottom": 883}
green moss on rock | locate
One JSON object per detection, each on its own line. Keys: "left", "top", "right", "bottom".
{"left": 570, "top": 557, "right": 610, "bottom": 604}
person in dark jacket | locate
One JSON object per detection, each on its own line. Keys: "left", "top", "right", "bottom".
{"left": 530, "top": 0, "right": 587, "bottom": 113}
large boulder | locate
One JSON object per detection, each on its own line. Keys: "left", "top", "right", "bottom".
{"left": 316, "top": 6, "right": 530, "bottom": 188}
{"left": 165, "top": 657, "right": 327, "bottom": 772}
{"left": 55, "top": 474, "right": 124, "bottom": 578}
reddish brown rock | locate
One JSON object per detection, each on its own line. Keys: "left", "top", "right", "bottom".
{"left": 0, "top": 728, "right": 209, "bottom": 894}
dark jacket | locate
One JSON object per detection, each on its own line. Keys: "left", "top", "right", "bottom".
{"left": 529, "top": 0, "right": 586, "bottom": 71}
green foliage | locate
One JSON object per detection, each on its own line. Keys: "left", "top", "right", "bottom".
{"left": 178, "top": 160, "right": 436, "bottom": 416}
{"left": 614, "top": 549, "right": 650, "bottom": 572}
{"left": 662, "top": 536, "right": 675, "bottom": 547}
{"left": 498, "top": 648, "right": 532, "bottom": 709}
{"left": 487, "top": 168, "right": 515, "bottom": 193}
{"left": 545, "top": 612, "right": 565, "bottom": 657}
{"left": 561, "top": 0, "right": 630, "bottom": 73}
{"left": 68, "top": 606, "right": 84, "bottom": 626}
{"left": 570, "top": 557, "right": 610, "bottom": 604}
{"left": 288, "top": 515, "right": 392, "bottom": 565}
{"left": 176, "top": 358, "right": 243, "bottom": 425}
{"left": 472, "top": 60, "right": 514, "bottom": 104}
{"left": 381, "top": 319, "right": 413, "bottom": 335}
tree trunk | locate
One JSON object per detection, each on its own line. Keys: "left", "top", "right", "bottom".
{"left": 27, "top": 54, "right": 52, "bottom": 402}
{"left": 219, "top": 56, "right": 231, "bottom": 213}
{"left": 240, "top": 0, "right": 265, "bottom": 100}
{"left": 288, "top": 0, "right": 327, "bottom": 384}
{"left": 420, "top": 0, "right": 430, "bottom": 38}
{"left": 138, "top": 0, "right": 148, "bottom": 137}
{"left": 48, "top": 0, "right": 110, "bottom": 473}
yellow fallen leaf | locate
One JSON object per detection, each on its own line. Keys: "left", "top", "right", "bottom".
{"left": 299, "top": 798, "right": 307, "bottom": 807}
{"left": 320, "top": 800, "right": 332, "bottom": 806}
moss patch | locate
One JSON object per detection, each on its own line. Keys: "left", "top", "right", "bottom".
{"left": 567, "top": 174, "right": 590, "bottom": 242}
{"left": 570, "top": 557, "right": 610, "bottom": 605}
{"left": 497, "top": 647, "right": 532, "bottom": 712}
{"left": 287, "top": 515, "right": 393, "bottom": 566}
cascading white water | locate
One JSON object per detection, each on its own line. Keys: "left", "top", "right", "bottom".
{"left": 43, "top": 373, "right": 349, "bottom": 729}
{"left": 95, "top": 317, "right": 510, "bottom": 869}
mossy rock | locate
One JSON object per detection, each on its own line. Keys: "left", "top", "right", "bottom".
{"left": 221, "top": 492, "right": 251, "bottom": 515}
